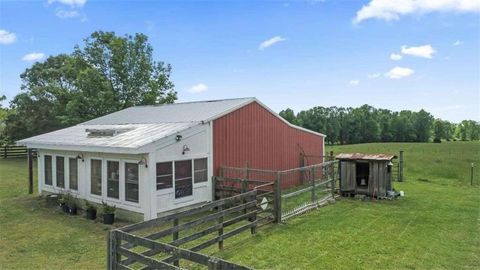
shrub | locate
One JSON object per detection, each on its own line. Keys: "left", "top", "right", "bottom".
{"left": 433, "top": 138, "right": 442, "bottom": 143}
{"left": 101, "top": 201, "right": 116, "bottom": 214}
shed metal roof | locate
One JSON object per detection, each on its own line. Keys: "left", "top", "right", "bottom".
{"left": 81, "top": 97, "right": 254, "bottom": 125}
{"left": 17, "top": 97, "right": 326, "bottom": 153}
{"left": 335, "top": 153, "right": 396, "bottom": 161}
{"left": 17, "top": 123, "right": 198, "bottom": 154}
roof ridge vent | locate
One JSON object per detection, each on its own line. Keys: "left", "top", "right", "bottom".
{"left": 86, "top": 128, "right": 134, "bottom": 138}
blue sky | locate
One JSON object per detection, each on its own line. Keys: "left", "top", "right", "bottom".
{"left": 0, "top": 0, "right": 479, "bottom": 122}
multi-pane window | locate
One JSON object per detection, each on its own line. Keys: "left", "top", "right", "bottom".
{"left": 107, "top": 161, "right": 120, "bottom": 199}
{"left": 175, "top": 160, "right": 193, "bottom": 198}
{"left": 69, "top": 158, "right": 78, "bottom": 190}
{"left": 56, "top": 156, "right": 65, "bottom": 188}
{"left": 125, "top": 163, "right": 139, "bottom": 203}
{"left": 194, "top": 158, "right": 208, "bottom": 183}
{"left": 156, "top": 162, "right": 173, "bottom": 190}
{"left": 44, "top": 155, "right": 52, "bottom": 185}
{"left": 91, "top": 159, "right": 102, "bottom": 195}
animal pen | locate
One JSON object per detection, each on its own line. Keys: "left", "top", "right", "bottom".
{"left": 108, "top": 159, "right": 339, "bottom": 269}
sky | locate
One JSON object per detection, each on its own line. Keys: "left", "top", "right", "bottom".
{"left": 0, "top": 0, "right": 479, "bottom": 122}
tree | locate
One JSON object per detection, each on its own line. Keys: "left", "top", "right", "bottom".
{"left": 6, "top": 31, "right": 177, "bottom": 141}
{"left": 279, "top": 108, "right": 297, "bottom": 124}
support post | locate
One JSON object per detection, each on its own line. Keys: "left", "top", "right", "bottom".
{"left": 28, "top": 149, "right": 33, "bottom": 194}
{"left": 274, "top": 172, "right": 282, "bottom": 223}
{"left": 331, "top": 162, "right": 336, "bottom": 196}
{"left": 299, "top": 153, "right": 305, "bottom": 185}
{"left": 399, "top": 150, "right": 404, "bottom": 182}
{"left": 330, "top": 151, "right": 334, "bottom": 161}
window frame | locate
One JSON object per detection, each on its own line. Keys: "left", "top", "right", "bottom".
{"left": 174, "top": 159, "right": 194, "bottom": 199}
{"left": 89, "top": 158, "right": 103, "bottom": 197}
{"left": 156, "top": 161, "right": 173, "bottom": 190}
{"left": 44, "top": 154, "right": 53, "bottom": 186}
{"left": 68, "top": 157, "right": 79, "bottom": 191}
{"left": 106, "top": 160, "right": 121, "bottom": 200}
{"left": 55, "top": 156, "right": 65, "bottom": 189}
{"left": 193, "top": 158, "right": 208, "bottom": 184}
{"left": 124, "top": 161, "right": 140, "bottom": 204}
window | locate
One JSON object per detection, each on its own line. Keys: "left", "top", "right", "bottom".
{"left": 156, "top": 162, "right": 173, "bottom": 190}
{"left": 125, "top": 163, "right": 139, "bottom": 203}
{"left": 69, "top": 158, "right": 78, "bottom": 190}
{"left": 194, "top": 158, "right": 208, "bottom": 183}
{"left": 56, "top": 156, "right": 65, "bottom": 188}
{"left": 44, "top": 155, "right": 52, "bottom": 185}
{"left": 107, "top": 161, "right": 120, "bottom": 199}
{"left": 91, "top": 159, "right": 102, "bottom": 195}
{"left": 175, "top": 160, "right": 192, "bottom": 198}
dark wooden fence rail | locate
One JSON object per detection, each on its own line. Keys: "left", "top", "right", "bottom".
{"left": 1, "top": 145, "right": 27, "bottom": 158}
{"left": 110, "top": 191, "right": 258, "bottom": 270}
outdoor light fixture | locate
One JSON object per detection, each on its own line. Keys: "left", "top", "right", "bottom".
{"left": 138, "top": 157, "right": 148, "bottom": 168}
{"left": 76, "top": 153, "right": 84, "bottom": 162}
{"left": 175, "top": 135, "right": 182, "bottom": 142}
{"left": 182, "top": 144, "right": 190, "bottom": 155}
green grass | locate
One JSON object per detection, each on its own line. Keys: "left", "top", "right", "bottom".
{"left": 0, "top": 141, "right": 479, "bottom": 269}
{"left": 0, "top": 158, "right": 111, "bottom": 269}
{"left": 214, "top": 141, "right": 480, "bottom": 269}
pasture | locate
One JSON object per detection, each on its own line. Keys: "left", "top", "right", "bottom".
{"left": 0, "top": 141, "right": 478, "bottom": 269}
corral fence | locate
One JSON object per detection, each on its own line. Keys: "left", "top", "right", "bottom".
{"left": 215, "top": 160, "right": 339, "bottom": 222}
{"left": 0, "top": 145, "right": 29, "bottom": 158}
{"left": 108, "top": 191, "right": 262, "bottom": 270}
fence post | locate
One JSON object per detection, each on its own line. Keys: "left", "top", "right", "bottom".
{"left": 107, "top": 230, "right": 119, "bottom": 270}
{"left": 218, "top": 204, "right": 224, "bottom": 250}
{"left": 274, "top": 172, "right": 282, "bottom": 223}
{"left": 399, "top": 151, "right": 404, "bottom": 182}
{"left": 3, "top": 146, "right": 6, "bottom": 159}
{"left": 250, "top": 191, "right": 257, "bottom": 235}
{"left": 471, "top": 163, "right": 474, "bottom": 186}
{"left": 212, "top": 176, "right": 217, "bottom": 200}
{"left": 330, "top": 151, "right": 334, "bottom": 161}
{"left": 28, "top": 149, "right": 33, "bottom": 194}
{"left": 331, "top": 161, "right": 336, "bottom": 196}
{"left": 299, "top": 153, "right": 305, "bottom": 185}
{"left": 311, "top": 167, "right": 316, "bottom": 202}
{"left": 208, "top": 257, "right": 220, "bottom": 270}
{"left": 173, "top": 218, "right": 179, "bottom": 266}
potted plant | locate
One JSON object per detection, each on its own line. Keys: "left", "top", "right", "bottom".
{"left": 85, "top": 200, "right": 97, "bottom": 220}
{"left": 58, "top": 193, "right": 70, "bottom": 213}
{"left": 102, "top": 201, "right": 116, "bottom": 225}
{"left": 67, "top": 196, "right": 78, "bottom": 215}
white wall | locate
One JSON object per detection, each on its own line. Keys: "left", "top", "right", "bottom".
{"left": 37, "top": 149, "right": 147, "bottom": 215}
{"left": 151, "top": 123, "right": 213, "bottom": 217}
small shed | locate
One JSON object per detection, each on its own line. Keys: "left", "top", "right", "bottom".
{"left": 336, "top": 153, "right": 396, "bottom": 198}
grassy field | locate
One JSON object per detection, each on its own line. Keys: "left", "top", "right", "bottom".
{"left": 0, "top": 141, "right": 479, "bottom": 269}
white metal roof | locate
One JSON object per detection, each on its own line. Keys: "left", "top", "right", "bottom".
{"left": 81, "top": 97, "right": 254, "bottom": 125}
{"left": 17, "top": 97, "right": 326, "bottom": 153}
{"left": 17, "top": 123, "right": 198, "bottom": 154}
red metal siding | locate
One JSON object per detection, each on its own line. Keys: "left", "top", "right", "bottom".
{"left": 213, "top": 102, "right": 324, "bottom": 176}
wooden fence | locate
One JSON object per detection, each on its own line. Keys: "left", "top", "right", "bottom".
{"left": 1, "top": 145, "right": 28, "bottom": 158}
{"left": 109, "top": 190, "right": 261, "bottom": 270}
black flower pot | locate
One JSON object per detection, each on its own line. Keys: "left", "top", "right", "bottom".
{"left": 68, "top": 205, "right": 77, "bottom": 215}
{"left": 46, "top": 194, "right": 59, "bottom": 207}
{"left": 86, "top": 209, "right": 97, "bottom": 220}
{"left": 61, "top": 203, "right": 69, "bottom": 213}
{"left": 103, "top": 213, "right": 114, "bottom": 225}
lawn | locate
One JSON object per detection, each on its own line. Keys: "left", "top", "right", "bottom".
{"left": 0, "top": 141, "right": 479, "bottom": 269}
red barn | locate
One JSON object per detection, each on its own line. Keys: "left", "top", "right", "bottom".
{"left": 19, "top": 97, "right": 325, "bottom": 220}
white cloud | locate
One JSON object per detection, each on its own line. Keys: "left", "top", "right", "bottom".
{"left": 48, "top": 0, "right": 87, "bottom": 7}
{"left": 384, "top": 66, "right": 414, "bottom": 79}
{"left": 188, "top": 83, "right": 208, "bottom": 93}
{"left": 349, "top": 80, "right": 360, "bottom": 86}
{"left": 259, "top": 36, "right": 286, "bottom": 50}
{"left": 368, "top": 73, "right": 381, "bottom": 79}
{"left": 21, "top": 52, "right": 45, "bottom": 62}
{"left": 401, "top": 44, "right": 436, "bottom": 58}
{"left": 0, "top": 29, "right": 17, "bottom": 45}
{"left": 390, "top": 53, "right": 403, "bottom": 61}
{"left": 353, "top": 0, "right": 480, "bottom": 24}
{"left": 56, "top": 9, "right": 80, "bottom": 18}
{"left": 453, "top": 40, "right": 463, "bottom": 46}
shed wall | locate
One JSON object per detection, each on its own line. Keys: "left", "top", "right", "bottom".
{"left": 212, "top": 102, "right": 324, "bottom": 177}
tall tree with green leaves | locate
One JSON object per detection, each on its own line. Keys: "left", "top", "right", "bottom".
{"left": 5, "top": 31, "right": 177, "bottom": 141}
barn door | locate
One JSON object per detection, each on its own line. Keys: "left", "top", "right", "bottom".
{"left": 340, "top": 161, "right": 356, "bottom": 192}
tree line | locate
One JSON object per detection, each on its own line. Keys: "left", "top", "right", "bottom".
{"left": 0, "top": 31, "right": 177, "bottom": 145}
{"left": 279, "top": 105, "right": 480, "bottom": 145}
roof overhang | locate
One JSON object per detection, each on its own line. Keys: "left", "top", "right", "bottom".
{"left": 336, "top": 153, "right": 396, "bottom": 161}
